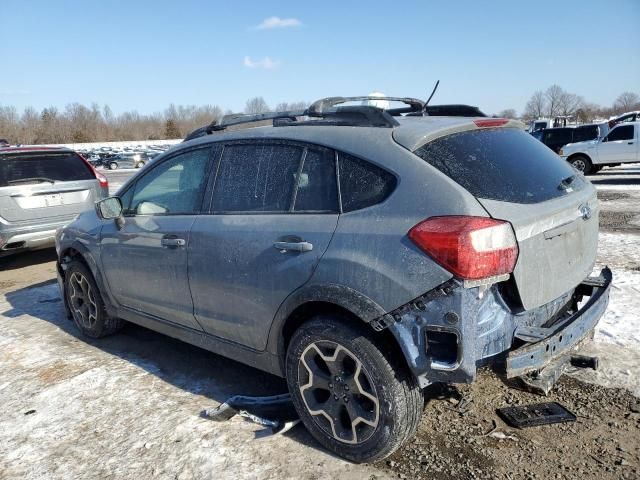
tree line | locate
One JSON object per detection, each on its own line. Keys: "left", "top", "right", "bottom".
{"left": 0, "top": 97, "right": 306, "bottom": 145}
{"left": 516, "top": 88, "right": 639, "bottom": 123}
{"left": 2, "top": 90, "right": 638, "bottom": 145}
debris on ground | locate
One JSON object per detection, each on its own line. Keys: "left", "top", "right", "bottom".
{"left": 202, "top": 393, "right": 300, "bottom": 436}
{"left": 377, "top": 372, "right": 640, "bottom": 480}
{"left": 496, "top": 402, "right": 576, "bottom": 429}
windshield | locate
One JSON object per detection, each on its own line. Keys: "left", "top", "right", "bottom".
{"left": 413, "top": 128, "right": 586, "bottom": 204}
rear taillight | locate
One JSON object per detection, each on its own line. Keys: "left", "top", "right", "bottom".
{"left": 408, "top": 216, "right": 518, "bottom": 280}
{"left": 78, "top": 153, "right": 108, "bottom": 189}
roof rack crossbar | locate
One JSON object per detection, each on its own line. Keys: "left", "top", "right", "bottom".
{"left": 308, "top": 96, "right": 424, "bottom": 115}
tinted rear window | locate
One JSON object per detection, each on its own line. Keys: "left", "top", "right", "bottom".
{"left": 413, "top": 128, "right": 584, "bottom": 204}
{"left": 573, "top": 125, "right": 599, "bottom": 142}
{"left": 0, "top": 152, "right": 94, "bottom": 187}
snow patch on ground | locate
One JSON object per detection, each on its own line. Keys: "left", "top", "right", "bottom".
{"left": 594, "top": 269, "right": 640, "bottom": 349}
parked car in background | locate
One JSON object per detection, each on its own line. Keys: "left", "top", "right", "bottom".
{"left": 561, "top": 122, "right": 640, "bottom": 174}
{"left": 57, "top": 96, "right": 610, "bottom": 463}
{"left": 609, "top": 111, "right": 640, "bottom": 128}
{"left": 104, "top": 152, "right": 147, "bottom": 170}
{"left": 0, "top": 139, "right": 9, "bottom": 147}
{"left": 531, "top": 123, "right": 607, "bottom": 154}
{"left": 0, "top": 147, "right": 108, "bottom": 255}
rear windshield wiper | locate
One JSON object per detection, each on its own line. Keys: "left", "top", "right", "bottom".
{"left": 7, "top": 177, "right": 56, "bottom": 185}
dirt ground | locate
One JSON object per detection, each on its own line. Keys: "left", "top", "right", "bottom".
{"left": 377, "top": 374, "right": 640, "bottom": 480}
{"left": 1, "top": 166, "right": 639, "bottom": 480}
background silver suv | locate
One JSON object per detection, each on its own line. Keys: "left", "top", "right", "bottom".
{"left": 0, "top": 147, "right": 108, "bottom": 255}
{"left": 55, "top": 97, "right": 611, "bottom": 463}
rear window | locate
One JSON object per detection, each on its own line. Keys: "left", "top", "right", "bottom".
{"left": 413, "top": 128, "right": 585, "bottom": 204}
{"left": 573, "top": 125, "right": 599, "bottom": 142}
{"left": 0, "top": 152, "right": 94, "bottom": 187}
{"left": 544, "top": 129, "right": 573, "bottom": 144}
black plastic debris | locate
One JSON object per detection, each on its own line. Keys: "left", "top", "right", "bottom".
{"left": 201, "top": 393, "right": 299, "bottom": 436}
{"left": 497, "top": 402, "right": 576, "bottom": 429}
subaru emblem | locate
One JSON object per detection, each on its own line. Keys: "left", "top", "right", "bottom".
{"left": 579, "top": 204, "right": 592, "bottom": 220}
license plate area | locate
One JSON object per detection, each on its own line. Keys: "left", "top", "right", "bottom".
{"left": 44, "top": 194, "right": 63, "bottom": 207}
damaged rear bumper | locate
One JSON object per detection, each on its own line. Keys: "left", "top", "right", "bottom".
{"left": 387, "top": 267, "right": 612, "bottom": 389}
{"left": 506, "top": 267, "right": 611, "bottom": 378}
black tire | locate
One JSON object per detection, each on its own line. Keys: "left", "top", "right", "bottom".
{"left": 570, "top": 155, "right": 593, "bottom": 175}
{"left": 64, "top": 260, "right": 124, "bottom": 338}
{"left": 108, "top": 162, "right": 118, "bottom": 170}
{"left": 286, "top": 316, "right": 423, "bottom": 463}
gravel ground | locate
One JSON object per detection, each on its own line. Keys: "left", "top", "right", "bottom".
{"left": 0, "top": 165, "right": 638, "bottom": 480}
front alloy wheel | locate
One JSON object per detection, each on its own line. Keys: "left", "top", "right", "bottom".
{"left": 64, "top": 260, "right": 124, "bottom": 338}
{"left": 299, "top": 341, "right": 379, "bottom": 444}
{"left": 68, "top": 271, "right": 98, "bottom": 330}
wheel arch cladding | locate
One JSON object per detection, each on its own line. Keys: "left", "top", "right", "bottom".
{"left": 267, "top": 283, "right": 411, "bottom": 378}
{"left": 60, "top": 242, "right": 115, "bottom": 316}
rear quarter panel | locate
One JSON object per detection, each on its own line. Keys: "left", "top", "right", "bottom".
{"left": 310, "top": 139, "right": 489, "bottom": 313}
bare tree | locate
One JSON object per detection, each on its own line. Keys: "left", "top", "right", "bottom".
{"left": 275, "top": 101, "right": 308, "bottom": 112}
{"left": 244, "top": 97, "right": 270, "bottom": 114}
{"left": 612, "top": 92, "right": 640, "bottom": 114}
{"left": 545, "top": 85, "right": 564, "bottom": 118}
{"left": 497, "top": 109, "right": 517, "bottom": 119}
{"left": 557, "top": 93, "right": 584, "bottom": 118}
{"left": 523, "top": 91, "right": 546, "bottom": 121}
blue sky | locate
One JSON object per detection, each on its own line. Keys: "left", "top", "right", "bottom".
{"left": 2, "top": 0, "right": 639, "bottom": 115}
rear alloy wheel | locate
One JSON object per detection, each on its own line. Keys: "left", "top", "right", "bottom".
{"left": 65, "top": 260, "right": 123, "bottom": 338}
{"left": 108, "top": 162, "right": 118, "bottom": 170}
{"left": 570, "top": 155, "right": 592, "bottom": 175}
{"left": 136, "top": 161, "right": 146, "bottom": 168}
{"left": 286, "top": 316, "right": 423, "bottom": 463}
{"left": 299, "top": 341, "right": 380, "bottom": 444}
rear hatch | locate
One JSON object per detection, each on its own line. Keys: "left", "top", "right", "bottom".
{"left": 413, "top": 127, "right": 598, "bottom": 310}
{"left": 0, "top": 150, "right": 102, "bottom": 224}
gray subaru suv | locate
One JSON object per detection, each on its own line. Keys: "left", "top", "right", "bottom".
{"left": 55, "top": 97, "right": 611, "bottom": 463}
{"left": 0, "top": 147, "right": 108, "bottom": 256}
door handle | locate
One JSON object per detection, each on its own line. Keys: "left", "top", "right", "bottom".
{"left": 161, "top": 237, "right": 186, "bottom": 247}
{"left": 628, "top": 141, "right": 634, "bottom": 145}
{"left": 273, "top": 241, "right": 313, "bottom": 252}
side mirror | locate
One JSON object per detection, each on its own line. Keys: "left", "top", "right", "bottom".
{"left": 96, "top": 196, "right": 123, "bottom": 220}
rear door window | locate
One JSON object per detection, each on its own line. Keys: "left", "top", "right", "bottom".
{"left": 293, "top": 147, "right": 339, "bottom": 213}
{"left": 573, "top": 126, "right": 599, "bottom": 142}
{"left": 0, "top": 152, "right": 94, "bottom": 186}
{"left": 413, "top": 128, "right": 584, "bottom": 204}
{"left": 338, "top": 153, "right": 396, "bottom": 212}
{"left": 212, "top": 143, "right": 303, "bottom": 212}
{"left": 544, "top": 129, "right": 573, "bottom": 145}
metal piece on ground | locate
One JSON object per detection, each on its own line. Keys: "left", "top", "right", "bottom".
{"left": 201, "top": 393, "right": 299, "bottom": 436}
{"left": 514, "top": 356, "right": 568, "bottom": 396}
{"left": 497, "top": 402, "right": 576, "bottom": 429}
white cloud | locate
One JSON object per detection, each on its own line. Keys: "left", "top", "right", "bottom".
{"left": 243, "top": 56, "right": 281, "bottom": 70}
{"left": 255, "top": 16, "right": 301, "bottom": 30}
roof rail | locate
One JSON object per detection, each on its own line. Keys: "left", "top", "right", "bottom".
{"left": 183, "top": 95, "right": 486, "bottom": 141}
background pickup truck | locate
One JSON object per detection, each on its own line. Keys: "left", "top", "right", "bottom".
{"left": 561, "top": 122, "right": 640, "bottom": 174}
